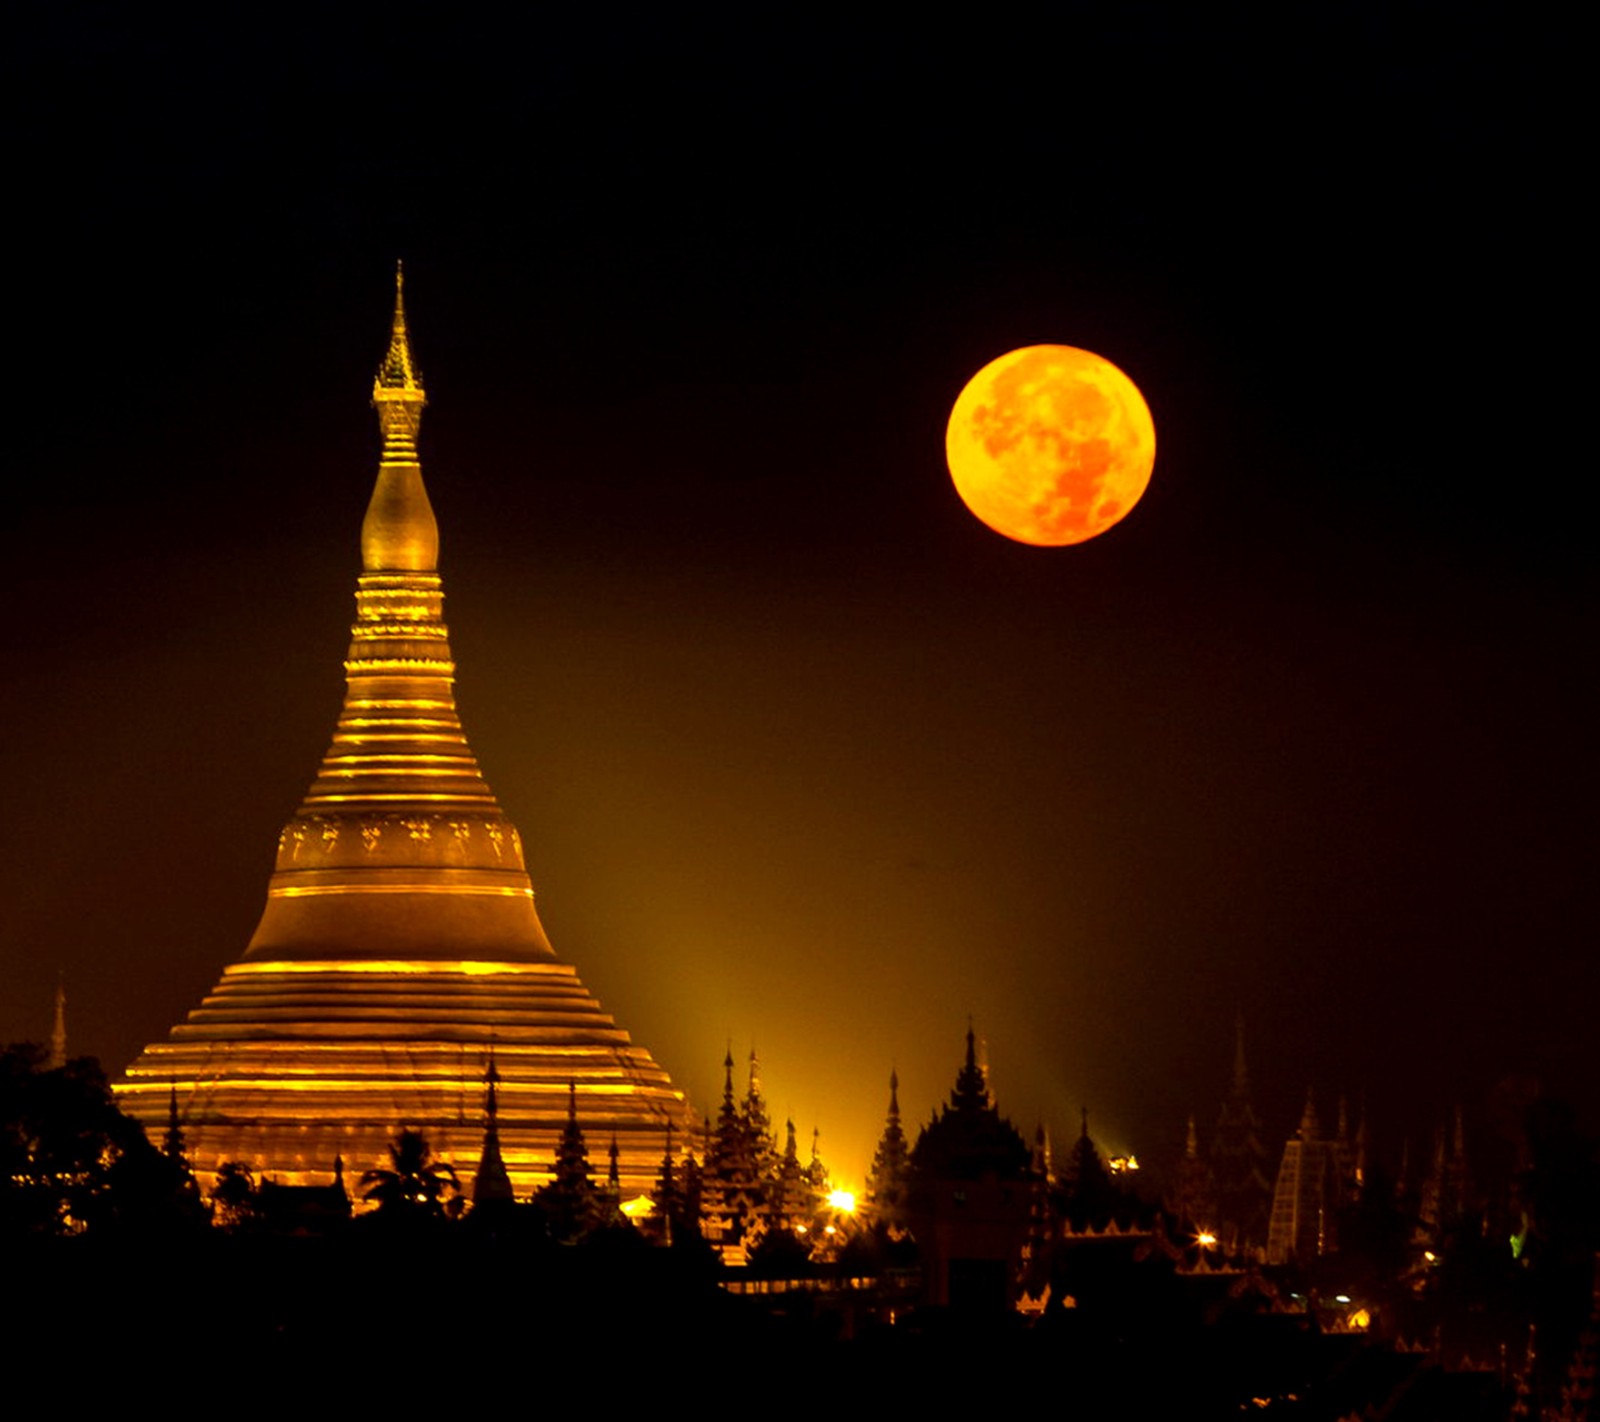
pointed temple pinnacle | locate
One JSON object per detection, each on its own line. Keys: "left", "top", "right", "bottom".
{"left": 363, "top": 262, "right": 437, "bottom": 572}
{"left": 49, "top": 973, "right": 66, "bottom": 1070}
{"left": 241, "top": 272, "right": 553, "bottom": 965}
{"left": 1298, "top": 1088, "right": 1319, "bottom": 1140}
{"left": 374, "top": 261, "right": 424, "bottom": 399}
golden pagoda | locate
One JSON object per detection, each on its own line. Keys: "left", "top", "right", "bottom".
{"left": 117, "top": 270, "right": 690, "bottom": 1196}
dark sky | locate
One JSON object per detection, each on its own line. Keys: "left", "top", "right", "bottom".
{"left": 4, "top": 6, "right": 1589, "bottom": 1186}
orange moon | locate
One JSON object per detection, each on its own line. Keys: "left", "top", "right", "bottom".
{"left": 946, "top": 345, "right": 1155, "bottom": 546}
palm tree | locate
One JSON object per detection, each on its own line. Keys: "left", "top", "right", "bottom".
{"left": 360, "top": 1129, "right": 459, "bottom": 1219}
{"left": 211, "top": 1160, "right": 259, "bottom": 1233}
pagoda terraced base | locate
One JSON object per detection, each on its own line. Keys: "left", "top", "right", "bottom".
{"left": 120, "top": 960, "right": 684, "bottom": 1195}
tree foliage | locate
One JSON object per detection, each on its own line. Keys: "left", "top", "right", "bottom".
{"left": 0, "top": 1043, "right": 206, "bottom": 1237}
{"left": 359, "top": 1129, "right": 459, "bottom": 1224}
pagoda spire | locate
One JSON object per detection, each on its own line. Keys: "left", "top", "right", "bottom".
{"left": 952, "top": 1020, "right": 989, "bottom": 1111}
{"left": 48, "top": 974, "right": 66, "bottom": 1070}
{"left": 363, "top": 261, "right": 436, "bottom": 572}
{"left": 241, "top": 275, "right": 554, "bottom": 965}
{"left": 743, "top": 1047, "right": 774, "bottom": 1170}
{"left": 867, "top": 1067, "right": 910, "bottom": 1220}
{"left": 371, "top": 265, "right": 427, "bottom": 445}
{"left": 473, "top": 1048, "right": 514, "bottom": 1205}
{"left": 1297, "top": 1088, "right": 1320, "bottom": 1141}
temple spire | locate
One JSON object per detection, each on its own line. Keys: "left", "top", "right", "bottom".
{"left": 473, "top": 1049, "right": 514, "bottom": 1206}
{"left": 1297, "top": 1088, "right": 1320, "bottom": 1141}
{"left": 244, "top": 273, "right": 553, "bottom": 965}
{"left": 48, "top": 973, "right": 66, "bottom": 1070}
{"left": 362, "top": 261, "right": 437, "bottom": 572}
{"left": 374, "top": 262, "right": 423, "bottom": 397}
{"left": 952, "top": 1021, "right": 989, "bottom": 1110}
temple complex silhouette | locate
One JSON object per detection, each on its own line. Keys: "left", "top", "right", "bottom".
{"left": 116, "top": 271, "right": 691, "bottom": 1194}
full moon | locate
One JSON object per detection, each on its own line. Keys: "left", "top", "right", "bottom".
{"left": 946, "top": 344, "right": 1156, "bottom": 546}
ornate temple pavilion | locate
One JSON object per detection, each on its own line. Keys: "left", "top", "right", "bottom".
{"left": 117, "top": 273, "right": 691, "bottom": 1196}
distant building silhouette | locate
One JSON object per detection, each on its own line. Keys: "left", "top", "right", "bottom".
{"left": 471, "top": 1053, "right": 514, "bottom": 1207}
{"left": 1266, "top": 1090, "right": 1346, "bottom": 1264}
{"left": 1166, "top": 1113, "right": 1219, "bottom": 1240}
{"left": 906, "top": 1025, "right": 1035, "bottom": 1308}
{"left": 1209, "top": 1015, "right": 1274, "bottom": 1255}
{"left": 865, "top": 1068, "right": 911, "bottom": 1229}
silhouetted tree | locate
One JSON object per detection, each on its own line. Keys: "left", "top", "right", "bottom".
{"left": 212, "top": 1161, "right": 262, "bottom": 1234}
{"left": 360, "top": 1129, "right": 459, "bottom": 1223}
{"left": 0, "top": 1044, "right": 206, "bottom": 1237}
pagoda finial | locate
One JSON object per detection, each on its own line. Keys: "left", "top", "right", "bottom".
{"left": 472, "top": 1049, "right": 514, "bottom": 1206}
{"left": 362, "top": 263, "right": 438, "bottom": 571}
{"left": 953, "top": 1021, "right": 988, "bottom": 1109}
{"left": 484, "top": 1044, "right": 501, "bottom": 1122}
{"left": 374, "top": 260, "right": 424, "bottom": 402}
{"left": 1298, "top": 1088, "right": 1319, "bottom": 1141}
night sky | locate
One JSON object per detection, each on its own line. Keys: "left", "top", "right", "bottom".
{"left": 5, "top": 7, "right": 1589, "bottom": 1187}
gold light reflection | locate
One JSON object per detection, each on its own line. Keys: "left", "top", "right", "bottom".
{"left": 226, "top": 959, "right": 568, "bottom": 975}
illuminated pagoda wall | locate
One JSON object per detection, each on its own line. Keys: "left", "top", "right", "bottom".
{"left": 117, "top": 273, "right": 691, "bottom": 1196}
